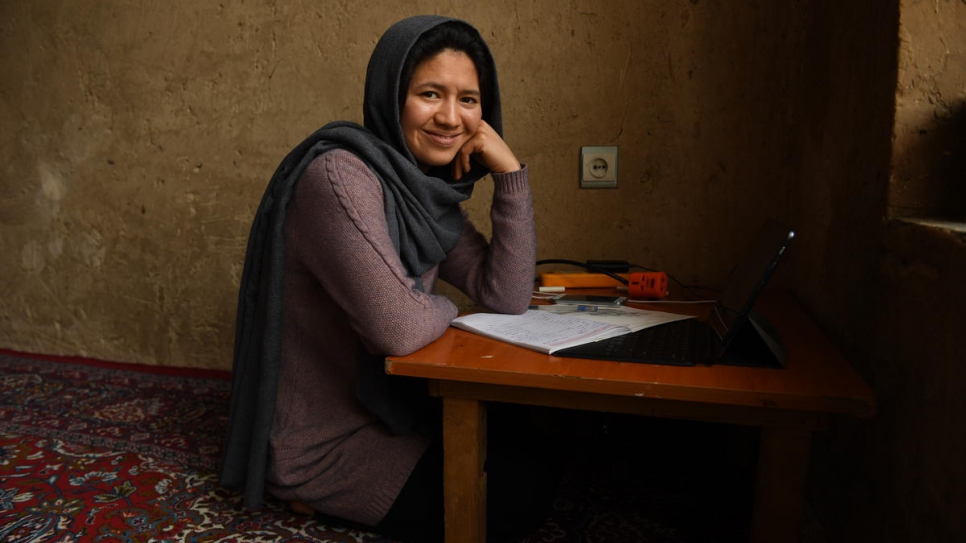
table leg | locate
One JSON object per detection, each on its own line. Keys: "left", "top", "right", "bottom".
{"left": 750, "top": 424, "right": 813, "bottom": 543}
{"left": 442, "top": 396, "right": 487, "bottom": 543}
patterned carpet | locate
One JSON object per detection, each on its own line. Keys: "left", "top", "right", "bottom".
{"left": 0, "top": 350, "right": 755, "bottom": 542}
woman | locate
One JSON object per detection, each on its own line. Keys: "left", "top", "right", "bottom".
{"left": 220, "top": 15, "right": 541, "bottom": 542}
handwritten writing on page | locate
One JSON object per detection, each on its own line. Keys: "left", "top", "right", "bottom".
{"left": 534, "top": 304, "right": 693, "bottom": 332}
{"left": 451, "top": 310, "right": 628, "bottom": 353}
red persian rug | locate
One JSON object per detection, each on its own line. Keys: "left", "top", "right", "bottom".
{"left": 0, "top": 351, "right": 387, "bottom": 542}
{"left": 0, "top": 349, "right": 754, "bottom": 542}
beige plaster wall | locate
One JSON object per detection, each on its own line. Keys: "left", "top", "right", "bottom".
{"left": 1, "top": 0, "right": 811, "bottom": 368}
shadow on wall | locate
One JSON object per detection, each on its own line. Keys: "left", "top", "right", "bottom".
{"left": 933, "top": 103, "right": 966, "bottom": 212}
{"left": 891, "top": 101, "right": 966, "bottom": 219}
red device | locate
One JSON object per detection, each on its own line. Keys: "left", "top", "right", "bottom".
{"left": 627, "top": 271, "right": 669, "bottom": 299}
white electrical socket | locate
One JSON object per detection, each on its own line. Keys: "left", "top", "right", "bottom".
{"left": 580, "top": 146, "right": 618, "bottom": 188}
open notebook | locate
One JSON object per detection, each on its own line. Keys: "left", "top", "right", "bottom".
{"left": 552, "top": 218, "right": 795, "bottom": 368}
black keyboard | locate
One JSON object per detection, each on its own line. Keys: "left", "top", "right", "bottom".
{"left": 555, "top": 319, "right": 712, "bottom": 366}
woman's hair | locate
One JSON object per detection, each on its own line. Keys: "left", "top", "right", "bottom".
{"left": 399, "top": 21, "right": 494, "bottom": 113}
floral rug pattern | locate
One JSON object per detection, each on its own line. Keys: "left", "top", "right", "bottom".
{"left": 0, "top": 353, "right": 388, "bottom": 543}
{"left": 0, "top": 351, "right": 744, "bottom": 542}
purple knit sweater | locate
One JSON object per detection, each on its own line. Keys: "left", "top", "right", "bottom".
{"left": 264, "top": 149, "right": 536, "bottom": 526}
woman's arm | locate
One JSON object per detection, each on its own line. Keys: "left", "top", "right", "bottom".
{"left": 286, "top": 149, "right": 458, "bottom": 356}
{"left": 439, "top": 166, "right": 536, "bottom": 314}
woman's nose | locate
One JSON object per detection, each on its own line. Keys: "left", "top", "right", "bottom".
{"left": 434, "top": 99, "right": 459, "bottom": 127}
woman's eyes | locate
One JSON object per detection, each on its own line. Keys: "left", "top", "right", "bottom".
{"left": 417, "top": 91, "right": 478, "bottom": 105}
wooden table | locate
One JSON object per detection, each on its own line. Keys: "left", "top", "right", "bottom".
{"left": 385, "top": 292, "right": 875, "bottom": 543}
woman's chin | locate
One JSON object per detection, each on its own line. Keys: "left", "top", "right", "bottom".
{"left": 416, "top": 155, "right": 458, "bottom": 172}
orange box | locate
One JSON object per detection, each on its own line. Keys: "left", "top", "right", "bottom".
{"left": 539, "top": 272, "right": 629, "bottom": 288}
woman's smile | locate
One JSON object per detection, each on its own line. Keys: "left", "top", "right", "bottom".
{"left": 424, "top": 130, "right": 463, "bottom": 146}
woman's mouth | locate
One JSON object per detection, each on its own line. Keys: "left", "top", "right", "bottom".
{"left": 425, "top": 131, "right": 461, "bottom": 147}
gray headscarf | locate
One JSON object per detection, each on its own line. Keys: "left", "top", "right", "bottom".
{"left": 220, "top": 15, "right": 502, "bottom": 511}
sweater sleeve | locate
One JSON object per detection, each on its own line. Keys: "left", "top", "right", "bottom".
{"left": 285, "top": 149, "right": 459, "bottom": 356}
{"left": 438, "top": 165, "right": 537, "bottom": 314}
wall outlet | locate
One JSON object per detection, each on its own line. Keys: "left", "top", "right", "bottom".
{"left": 580, "top": 146, "right": 618, "bottom": 188}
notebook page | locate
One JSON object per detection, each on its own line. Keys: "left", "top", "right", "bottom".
{"left": 451, "top": 309, "right": 629, "bottom": 353}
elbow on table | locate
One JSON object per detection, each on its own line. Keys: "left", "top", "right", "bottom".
{"left": 380, "top": 339, "right": 429, "bottom": 358}
{"left": 367, "top": 322, "right": 449, "bottom": 358}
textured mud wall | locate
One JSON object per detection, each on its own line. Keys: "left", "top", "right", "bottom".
{"left": 876, "top": 5, "right": 966, "bottom": 540}
{"left": 0, "top": 0, "right": 814, "bottom": 368}
{"left": 785, "top": 1, "right": 966, "bottom": 542}
{"left": 890, "top": 0, "right": 966, "bottom": 217}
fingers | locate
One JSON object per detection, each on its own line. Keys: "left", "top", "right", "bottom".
{"left": 453, "top": 120, "right": 520, "bottom": 180}
{"left": 456, "top": 144, "right": 473, "bottom": 180}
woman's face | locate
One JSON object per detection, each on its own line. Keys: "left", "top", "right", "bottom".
{"left": 401, "top": 49, "right": 482, "bottom": 172}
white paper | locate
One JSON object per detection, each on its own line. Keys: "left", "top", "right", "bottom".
{"left": 534, "top": 304, "right": 694, "bottom": 332}
{"left": 451, "top": 309, "right": 630, "bottom": 353}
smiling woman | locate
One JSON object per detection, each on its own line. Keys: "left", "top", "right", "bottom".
{"left": 219, "top": 15, "right": 543, "bottom": 543}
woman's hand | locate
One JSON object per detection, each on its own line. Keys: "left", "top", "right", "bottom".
{"left": 453, "top": 120, "right": 521, "bottom": 180}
